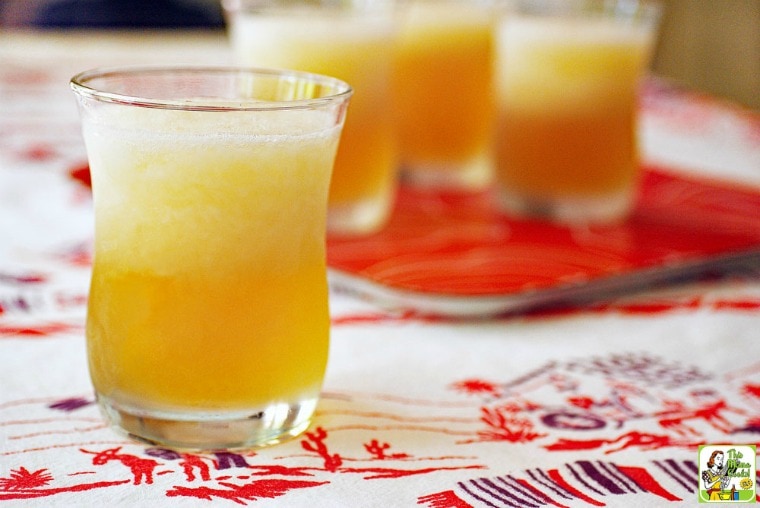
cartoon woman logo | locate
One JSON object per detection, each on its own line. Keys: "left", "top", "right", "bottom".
{"left": 701, "top": 450, "right": 731, "bottom": 501}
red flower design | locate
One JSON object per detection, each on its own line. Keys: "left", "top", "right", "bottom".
{"left": 451, "top": 379, "right": 501, "bottom": 397}
{"left": 0, "top": 468, "right": 53, "bottom": 490}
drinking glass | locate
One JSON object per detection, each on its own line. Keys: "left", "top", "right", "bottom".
{"left": 71, "top": 66, "right": 352, "bottom": 450}
{"left": 224, "top": 0, "right": 398, "bottom": 235}
{"left": 494, "top": 0, "right": 661, "bottom": 223}
{"left": 393, "top": 0, "right": 496, "bottom": 190}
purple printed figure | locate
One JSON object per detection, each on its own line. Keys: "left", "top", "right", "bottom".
{"left": 145, "top": 448, "right": 210, "bottom": 481}
{"left": 48, "top": 397, "right": 94, "bottom": 412}
{"left": 213, "top": 451, "right": 251, "bottom": 470}
{"left": 145, "top": 448, "right": 249, "bottom": 478}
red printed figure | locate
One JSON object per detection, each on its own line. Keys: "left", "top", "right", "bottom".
{"left": 301, "top": 427, "right": 342, "bottom": 472}
{"left": 180, "top": 454, "right": 211, "bottom": 482}
{"left": 81, "top": 447, "right": 159, "bottom": 485}
{"left": 656, "top": 399, "right": 743, "bottom": 436}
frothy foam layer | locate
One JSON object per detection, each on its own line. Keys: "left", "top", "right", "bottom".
{"left": 499, "top": 16, "right": 653, "bottom": 47}
{"left": 495, "top": 15, "right": 655, "bottom": 108}
{"left": 234, "top": 13, "right": 395, "bottom": 47}
{"left": 404, "top": 1, "right": 492, "bottom": 30}
{"left": 82, "top": 104, "right": 341, "bottom": 138}
{"left": 82, "top": 106, "right": 341, "bottom": 275}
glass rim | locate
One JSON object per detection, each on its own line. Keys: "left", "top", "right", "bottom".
{"left": 502, "top": 0, "right": 662, "bottom": 21}
{"left": 69, "top": 65, "right": 353, "bottom": 112}
{"left": 222, "top": 0, "right": 396, "bottom": 14}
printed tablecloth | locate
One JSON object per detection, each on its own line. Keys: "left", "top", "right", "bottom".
{"left": 1, "top": 31, "right": 759, "bottom": 507}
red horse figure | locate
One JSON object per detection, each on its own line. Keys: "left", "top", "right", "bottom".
{"left": 81, "top": 447, "right": 159, "bottom": 485}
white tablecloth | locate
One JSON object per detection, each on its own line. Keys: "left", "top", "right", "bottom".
{"left": 1, "top": 30, "right": 759, "bottom": 507}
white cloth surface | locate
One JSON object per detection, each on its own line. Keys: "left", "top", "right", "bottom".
{"left": 1, "top": 31, "right": 759, "bottom": 507}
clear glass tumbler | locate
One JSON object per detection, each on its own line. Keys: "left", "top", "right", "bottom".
{"left": 71, "top": 67, "right": 352, "bottom": 450}
{"left": 224, "top": 0, "right": 398, "bottom": 236}
{"left": 494, "top": 0, "right": 662, "bottom": 223}
{"left": 393, "top": 0, "right": 496, "bottom": 190}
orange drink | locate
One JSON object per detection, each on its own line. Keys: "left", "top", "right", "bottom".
{"left": 71, "top": 67, "right": 351, "bottom": 450}
{"left": 393, "top": 0, "right": 495, "bottom": 189}
{"left": 225, "top": 0, "right": 398, "bottom": 235}
{"left": 494, "top": 0, "right": 660, "bottom": 223}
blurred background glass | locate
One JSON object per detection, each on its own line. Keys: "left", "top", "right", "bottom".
{"left": 223, "top": 0, "right": 398, "bottom": 236}
{"left": 393, "top": 0, "right": 496, "bottom": 190}
{"left": 493, "top": 0, "right": 662, "bottom": 224}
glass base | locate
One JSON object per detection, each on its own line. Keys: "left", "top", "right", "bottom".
{"left": 98, "top": 394, "right": 318, "bottom": 451}
{"left": 498, "top": 187, "right": 635, "bottom": 224}
{"left": 328, "top": 187, "right": 394, "bottom": 236}
{"left": 401, "top": 153, "right": 493, "bottom": 190}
